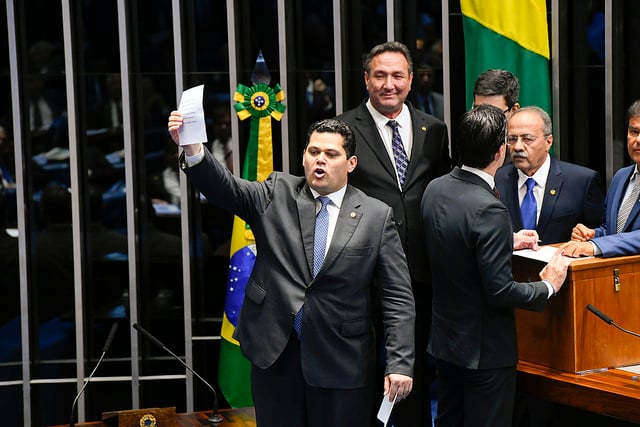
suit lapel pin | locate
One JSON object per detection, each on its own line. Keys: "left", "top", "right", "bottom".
{"left": 549, "top": 189, "right": 557, "bottom": 196}
{"left": 350, "top": 212, "right": 357, "bottom": 218}
{"left": 421, "top": 126, "right": 427, "bottom": 132}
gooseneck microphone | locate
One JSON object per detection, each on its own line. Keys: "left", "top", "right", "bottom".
{"left": 70, "top": 322, "right": 118, "bottom": 427}
{"left": 132, "top": 323, "right": 224, "bottom": 425}
{"left": 586, "top": 304, "right": 640, "bottom": 338}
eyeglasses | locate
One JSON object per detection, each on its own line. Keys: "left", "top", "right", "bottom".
{"left": 506, "top": 134, "right": 547, "bottom": 145}
{"left": 471, "top": 104, "right": 512, "bottom": 114}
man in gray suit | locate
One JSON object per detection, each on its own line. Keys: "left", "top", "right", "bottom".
{"left": 421, "top": 105, "right": 570, "bottom": 426}
{"left": 168, "top": 114, "right": 415, "bottom": 427}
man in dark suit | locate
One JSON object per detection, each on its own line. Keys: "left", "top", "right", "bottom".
{"left": 563, "top": 100, "right": 640, "bottom": 258}
{"left": 337, "top": 41, "right": 451, "bottom": 427}
{"left": 421, "top": 104, "right": 570, "bottom": 426}
{"left": 168, "top": 115, "right": 415, "bottom": 427}
{"left": 496, "top": 106, "right": 604, "bottom": 244}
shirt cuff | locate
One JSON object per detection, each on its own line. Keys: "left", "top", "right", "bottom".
{"left": 184, "top": 144, "right": 205, "bottom": 167}
{"left": 590, "top": 241, "right": 602, "bottom": 256}
{"left": 542, "top": 280, "right": 555, "bottom": 298}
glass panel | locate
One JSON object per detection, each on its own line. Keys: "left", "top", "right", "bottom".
{"left": 182, "top": 0, "right": 232, "bottom": 331}
{"left": 78, "top": 7, "right": 132, "bottom": 416}
{"left": 24, "top": 0, "right": 76, "bottom": 382}
{"left": 33, "top": 382, "right": 76, "bottom": 426}
{"left": 560, "top": 0, "right": 606, "bottom": 178}
{"left": 412, "top": 1, "right": 444, "bottom": 121}
{"left": 129, "top": 1, "right": 184, "bottom": 385}
{"left": 287, "top": 0, "right": 336, "bottom": 175}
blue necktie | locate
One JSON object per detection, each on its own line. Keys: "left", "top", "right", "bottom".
{"left": 520, "top": 178, "right": 537, "bottom": 229}
{"left": 294, "top": 196, "right": 331, "bottom": 338}
{"left": 387, "top": 120, "right": 409, "bottom": 186}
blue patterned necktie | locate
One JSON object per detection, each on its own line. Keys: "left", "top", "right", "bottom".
{"left": 520, "top": 177, "right": 538, "bottom": 229}
{"left": 294, "top": 196, "right": 331, "bottom": 338}
{"left": 386, "top": 120, "right": 409, "bottom": 186}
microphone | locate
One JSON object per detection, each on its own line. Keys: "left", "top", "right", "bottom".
{"left": 132, "top": 323, "right": 224, "bottom": 425}
{"left": 586, "top": 304, "right": 640, "bottom": 338}
{"left": 70, "top": 322, "right": 118, "bottom": 427}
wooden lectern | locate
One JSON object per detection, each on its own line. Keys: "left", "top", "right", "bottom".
{"left": 513, "top": 252, "right": 640, "bottom": 373}
{"left": 102, "top": 407, "right": 177, "bottom": 427}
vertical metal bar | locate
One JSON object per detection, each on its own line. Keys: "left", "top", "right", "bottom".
{"left": 387, "top": 0, "right": 394, "bottom": 41}
{"left": 333, "top": 0, "right": 343, "bottom": 115}
{"left": 6, "top": 0, "right": 31, "bottom": 424}
{"left": 441, "top": 0, "right": 452, "bottom": 146}
{"left": 227, "top": 0, "right": 240, "bottom": 177}
{"left": 604, "top": 0, "right": 614, "bottom": 184}
{"left": 277, "top": 0, "right": 290, "bottom": 173}
{"left": 61, "top": 0, "right": 87, "bottom": 420}
{"left": 551, "top": 0, "right": 561, "bottom": 158}
{"left": 170, "top": 0, "right": 195, "bottom": 412}
{"left": 116, "top": 0, "right": 140, "bottom": 409}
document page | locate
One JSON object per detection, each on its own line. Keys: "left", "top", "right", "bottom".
{"left": 177, "top": 84, "right": 208, "bottom": 146}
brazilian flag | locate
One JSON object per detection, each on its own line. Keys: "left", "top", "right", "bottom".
{"left": 461, "top": 0, "right": 552, "bottom": 116}
{"left": 217, "top": 52, "right": 285, "bottom": 408}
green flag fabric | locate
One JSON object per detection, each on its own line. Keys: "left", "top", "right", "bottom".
{"left": 461, "top": 0, "right": 551, "bottom": 115}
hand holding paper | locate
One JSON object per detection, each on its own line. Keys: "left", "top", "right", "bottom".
{"left": 176, "top": 84, "right": 208, "bottom": 146}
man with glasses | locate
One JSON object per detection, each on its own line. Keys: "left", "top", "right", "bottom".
{"left": 495, "top": 106, "right": 604, "bottom": 245}
{"left": 473, "top": 69, "right": 521, "bottom": 117}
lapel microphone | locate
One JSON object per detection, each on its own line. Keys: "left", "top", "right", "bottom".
{"left": 132, "top": 323, "right": 224, "bottom": 425}
{"left": 69, "top": 322, "right": 118, "bottom": 427}
{"left": 586, "top": 304, "right": 640, "bottom": 338}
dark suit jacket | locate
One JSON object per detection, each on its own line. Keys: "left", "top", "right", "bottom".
{"left": 495, "top": 158, "right": 604, "bottom": 244}
{"left": 592, "top": 164, "right": 640, "bottom": 256}
{"left": 337, "top": 101, "right": 451, "bottom": 287}
{"left": 180, "top": 148, "right": 415, "bottom": 389}
{"left": 422, "top": 167, "right": 549, "bottom": 369}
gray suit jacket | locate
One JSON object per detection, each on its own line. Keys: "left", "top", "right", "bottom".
{"left": 422, "top": 167, "right": 549, "bottom": 369}
{"left": 180, "top": 148, "right": 415, "bottom": 388}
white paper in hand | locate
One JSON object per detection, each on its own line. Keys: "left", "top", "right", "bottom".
{"left": 376, "top": 393, "right": 397, "bottom": 426}
{"left": 177, "top": 84, "right": 208, "bottom": 146}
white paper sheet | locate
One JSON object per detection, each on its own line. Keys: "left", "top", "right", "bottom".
{"left": 376, "top": 393, "right": 397, "bottom": 426}
{"left": 177, "top": 84, "right": 208, "bottom": 146}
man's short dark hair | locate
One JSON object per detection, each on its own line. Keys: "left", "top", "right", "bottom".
{"left": 457, "top": 104, "right": 507, "bottom": 169}
{"left": 364, "top": 41, "right": 413, "bottom": 75}
{"left": 306, "top": 119, "right": 356, "bottom": 158}
{"left": 626, "top": 100, "right": 640, "bottom": 128}
{"left": 473, "top": 69, "right": 520, "bottom": 109}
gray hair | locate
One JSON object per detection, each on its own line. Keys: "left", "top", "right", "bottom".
{"left": 510, "top": 106, "right": 553, "bottom": 136}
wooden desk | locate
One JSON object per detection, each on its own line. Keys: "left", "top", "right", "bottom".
{"left": 514, "top": 253, "right": 640, "bottom": 372}
{"left": 517, "top": 361, "right": 640, "bottom": 423}
{"left": 52, "top": 407, "right": 255, "bottom": 427}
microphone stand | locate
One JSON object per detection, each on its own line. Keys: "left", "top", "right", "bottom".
{"left": 586, "top": 304, "right": 640, "bottom": 338}
{"left": 69, "top": 322, "right": 118, "bottom": 427}
{"left": 133, "top": 323, "right": 224, "bottom": 425}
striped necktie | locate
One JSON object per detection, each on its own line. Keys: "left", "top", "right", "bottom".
{"left": 617, "top": 174, "right": 640, "bottom": 233}
{"left": 294, "top": 196, "right": 331, "bottom": 339}
{"left": 386, "top": 120, "right": 409, "bottom": 186}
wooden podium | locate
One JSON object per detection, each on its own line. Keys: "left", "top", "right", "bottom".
{"left": 513, "top": 252, "right": 640, "bottom": 373}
